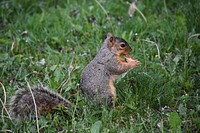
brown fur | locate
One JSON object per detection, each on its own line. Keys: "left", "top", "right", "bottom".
{"left": 9, "top": 85, "right": 72, "bottom": 120}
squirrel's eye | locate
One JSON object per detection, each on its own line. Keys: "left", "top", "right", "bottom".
{"left": 120, "top": 43, "right": 126, "bottom": 47}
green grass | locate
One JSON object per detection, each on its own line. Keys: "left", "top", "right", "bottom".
{"left": 0, "top": 0, "right": 200, "bottom": 132}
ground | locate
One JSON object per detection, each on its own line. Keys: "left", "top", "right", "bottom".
{"left": 0, "top": 0, "right": 199, "bottom": 132}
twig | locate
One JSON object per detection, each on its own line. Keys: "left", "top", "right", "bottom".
{"left": 20, "top": 71, "right": 38, "bottom": 81}
{"left": 140, "top": 72, "right": 154, "bottom": 81}
{"left": 0, "top": 98, "right": 11, "bottom": 122}
{"left": 58, "top": 52, "right": 75, "bottom": 93}
{"left": 135, "top": 4, "right": 147, "bottom": 23}
{"left": 0, "top": 129, "right": 14, "bottom": 133}
{"left": 25, "top": 79, "right": 40, "bottom": 133}
{"left": 141, "top": 39, "right": 161, "bottom": 58}
{"left": 0, "top": 82, "right": 12, "bottom": 122}
{"left": 187, "top": 33, "right": 200, "bottom": 43}
{"left": 94, "top": 0, "right": 115, "bottom": 33}
{"left": 140, "top": 39, "right": 169, "bottom": 73}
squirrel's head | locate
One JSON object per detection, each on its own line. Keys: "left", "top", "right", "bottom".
{"left": 106, "top": 33, "right": 132, "bottom": 56}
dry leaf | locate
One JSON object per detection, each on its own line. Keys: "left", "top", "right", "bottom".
{"left": 128, "top": 2, "right": 137, "bottom": 17}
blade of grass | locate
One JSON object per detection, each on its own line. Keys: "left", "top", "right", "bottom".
{"left": 25, "top": 79, "right": 40, "bottom": 133}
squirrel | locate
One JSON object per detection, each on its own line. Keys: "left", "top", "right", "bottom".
{"left": 80, "top": 33, "right": 140, "bottom": 107}
{"left": 9, "top": 33, "right": 140, "bottom": 120}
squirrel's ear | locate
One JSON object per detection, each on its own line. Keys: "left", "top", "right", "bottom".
{"left": 106, "top": 33, "right": 114, "bottom": 48}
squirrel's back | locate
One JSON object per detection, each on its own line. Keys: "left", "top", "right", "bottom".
{"left": 9, "top": 85, "right": 72, "bottom": 120}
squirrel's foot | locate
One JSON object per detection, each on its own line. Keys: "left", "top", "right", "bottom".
{"left": 125, "top": 55, "right": 140, "bottom": 67}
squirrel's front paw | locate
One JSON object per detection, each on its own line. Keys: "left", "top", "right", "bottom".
{"left": 125, "top": 56, "right": 140, "bottom": 66}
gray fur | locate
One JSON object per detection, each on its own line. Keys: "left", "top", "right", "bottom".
{"left": 80, "top": 34, "right": 136, "bottom": 106}
{"left": 9, "top": 85, "right": 72, "bottom": 121}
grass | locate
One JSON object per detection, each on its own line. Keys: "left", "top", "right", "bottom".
{"left": 0, "top": 0, "right": 200, "bottom": 132}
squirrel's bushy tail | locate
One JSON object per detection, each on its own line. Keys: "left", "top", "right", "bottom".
{"left": 9, "top": 85, "right": 72, "bottom": 120}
